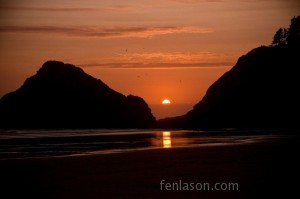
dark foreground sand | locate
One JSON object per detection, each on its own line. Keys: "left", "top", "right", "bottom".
{"left": 1, "top": 136, "right": 299, "bottom": 199}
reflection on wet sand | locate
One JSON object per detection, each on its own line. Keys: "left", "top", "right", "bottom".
{"left": 163, "top": 131, "right": 172, "bottom": 148}
{"left": 150, "top": 131, "right": 192, "bottom": 149}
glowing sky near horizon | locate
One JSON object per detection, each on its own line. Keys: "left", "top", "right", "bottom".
{"left": 0, "top": 0, "right": 299, "bottom": 118}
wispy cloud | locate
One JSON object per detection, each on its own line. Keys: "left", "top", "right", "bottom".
{"left": 0, "top": 25, "right": 213, "bottom": 38}
{"left": 78, "top": 51, "right": 236, "bottom": 69}
{"left": 115, "top": 52, "right": 234, "bottom": 64}
{"left": 170, "top": 0, "right": 223, "bottom": 3}
{"left": 0, "top": 5, "right": 133, "bottom": 12}
{"left": 79, "top": 62, "right": 233, "bottom": 69}
{"left": 0, "top": 6, "right": 95, "bottom": 12}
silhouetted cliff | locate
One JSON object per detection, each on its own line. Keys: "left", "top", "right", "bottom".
{"left": 159, "top": 45, "right": 300, "bottom": 129}
{"left": 0, "top": 61, "right": 156, "bottom": 128}
{"left": 186, "top": 45, "right": 299, "bottom": 129}
{"left": 159, "top": 17, "right": 300, "bottom": 129}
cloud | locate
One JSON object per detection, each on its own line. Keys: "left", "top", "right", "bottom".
{"left": 104, "top": 5, "right": 133, "bottom": 12}
{"left": 0, "top": 25, "right": 213, "bottom": 38}
{"left": 0, "top": 6, "right": 95, "bottom": 12}
{"left": 78, "top": 52, "right": 236, "bottom": 69}
{"left": 115, "top": 52, "right": 234, "bottom": 64}
{"left": 0, "top": 5, "right": 134, "bottom": 12}
{"left": 79, "top": 62, "right": 233, "bottom": 69}
{"left": 169, "top": 0, "right": 223, "bottom": 3}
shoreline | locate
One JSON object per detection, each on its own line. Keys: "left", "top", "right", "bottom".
{"left": 0, "top": 136, "right": 284, "bottom": 161}
{"left": 1, "top": 137, "right": 299, "bottom": 198}
{"left": 0, "top": 141, "right": 259, "bottom": 161}
{"left": 0, "top": 129, "right": 293, "bottom": 161}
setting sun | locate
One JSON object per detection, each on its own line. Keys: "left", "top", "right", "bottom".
{"left": 162, "top": 99, "right": 171, "bottom": 105}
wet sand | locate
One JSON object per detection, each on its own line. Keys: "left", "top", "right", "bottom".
{"left": 0, "top": 136, "right": 299, "bottom": 199}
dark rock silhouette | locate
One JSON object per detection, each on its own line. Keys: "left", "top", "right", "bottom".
{"left": 159, "top": 17, "right": 300, "bottom": 129}
{"left": 0, "top": 61, "right": 156, "bottom": 128}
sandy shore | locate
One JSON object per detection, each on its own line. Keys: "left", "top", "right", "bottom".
{"left": 1, "top": 136, "right": 299, "bottom": 199}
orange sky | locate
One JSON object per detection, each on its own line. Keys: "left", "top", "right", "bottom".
{"left": 0, "top": 0, "right": 299, "bottom": 119}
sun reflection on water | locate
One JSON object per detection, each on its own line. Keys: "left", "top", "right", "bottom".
{"left": 163, "top": 131, "right": 172, "bottom": 148}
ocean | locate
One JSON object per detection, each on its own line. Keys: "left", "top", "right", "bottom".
{"left": 0, "top": 129, "right": 289, "bottom": 160}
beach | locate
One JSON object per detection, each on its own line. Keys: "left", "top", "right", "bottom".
{"left": 1, "top": 135, "right": 299, "bottom": 199}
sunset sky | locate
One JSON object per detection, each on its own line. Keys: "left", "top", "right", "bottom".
{"left": 0, "top": 0, "right": 299, "bottom": 118}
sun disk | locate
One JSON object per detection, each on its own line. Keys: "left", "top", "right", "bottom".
{"left": 162, "top": 99, "right": 171, "bottom": 105}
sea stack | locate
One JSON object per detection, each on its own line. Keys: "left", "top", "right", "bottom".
{"left": 0, "top": 61, "right": 156, "bottom": 129}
